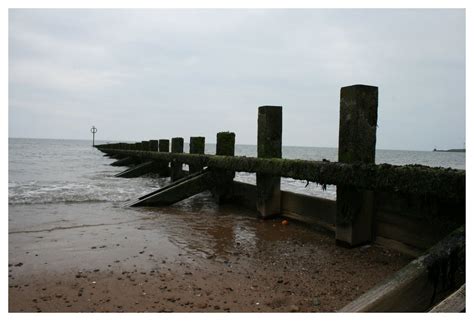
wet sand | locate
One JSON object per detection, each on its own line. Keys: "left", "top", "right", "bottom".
{"left": 9, "top": 193, "right": 411, "bottom": 312}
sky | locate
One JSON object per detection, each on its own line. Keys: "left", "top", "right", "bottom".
{"left": 8, "top": 9, "right": 465, "bottom": 150}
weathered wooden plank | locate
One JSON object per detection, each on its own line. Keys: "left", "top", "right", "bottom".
{"left": 227, "top": 181, "right": 337, "bottom": 231}
{"left": 129, "top": 170, "right": 214, "bottom": 206}
{"left": 374, "top": 236, "right": 423, "bottom": 258}
{"left": 280, "top": 191, "right": 336, "bottom": 231}
{"left": 157, "top": 139, "right": 170, "bottom": 176}
{"left": 110, "top": 157, "right": 137, "bottom": 167}
{"left": 336, "top": 84, "right": 378, "bottom": 247}
{"left": 141, "top": 140, "right": 150, "bottom": 151}
{"left": 212, "top": 132, "right": 235, "bottom": 203}
{"left": 149, "top": 140, "right": 158, "bottom": 152}
{"left": 114, "top": 161, "right": 155, "bottom": 178}
{"left": 340, "top": 226, "right": 465, "bottom": 312}
{"left": 189, "top": 136, "right": 205, "bottom": 173}
{"left": 96, "top": 149, "right": 465, "bottom": 200}
{"left": 256, "top": 106, "right": 282, "bottom": 218}
{"left": 171, "top": 137, "right": 184, "bottom": 181}
{"left": 429, "top": 284, "right": 465, "bottom": 312}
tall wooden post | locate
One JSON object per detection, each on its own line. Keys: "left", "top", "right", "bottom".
{"left": 159, "top": 139, "right": 169, "bottom": 153}
{"left": 216, "top": 132, "right": 235, "bottom": 157}
{"left": 149, "top": 140, "right": 158, "bottom": 152}
{"left": 158, "top": 139, "right": 170, "bottom": 176}
{"left": 189, "top": 136, "right": 205, "bottom": 173}
{"left": 171, "top": 137, "right": 184, "bottom": 181}
{"left": 256, "top": 106, "right": 282, "bottom": 218}
{"left": 141, "top": 140, "right": 150, "bottom": 151}
{"left": 212, "top": 132, "right": 235, "bottom": 203}
{"left": 336, "top": 84, "right": 378, "bottom": 247}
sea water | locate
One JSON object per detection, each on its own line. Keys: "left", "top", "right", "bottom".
{"left": 9, "top": 138, "right": 466, "bottom": 206}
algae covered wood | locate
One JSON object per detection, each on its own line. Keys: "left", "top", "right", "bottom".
{"left": 215, "top": 132, "right": 235, "bottom": 156}
{"left": 158, "top": 139, "right": 169, "bottom": 152}
{"left": 212, "top": 132, "right": 235, "bottom": 203}
{"left": 340, "top": 226, "right": 465, "bottom": 312}
{"left": 149, "top": 140, "right": 158, "bottom": 152}
{"left": 110, "top": 156, "right": 136, "bottom": 167}
{"left": 114, "top": 161, "right": 156, "bottom": 178}
{"left": 171, "top": 137, "right": 184, "bottom": 181}
{"left": 157, "top": 139, "right": 170, "bottom": 176}
{"left": 256, "top": 106, "right": 282, "bottom": 218}
{"left": 429, "top": 284, "right": 465, "bottom": 312}
{"left": 189, "top": 136, "right": 205, "bottom": 174}
{"left": 336, "top": 84, "right": 378, "bottom": 247}
{"left": 130, "top": 170, "right": 214, "bottom": 206}
{"left": 141, "top": 141, "right": 150, "bottom": 151}
{"left": 96, "top": 148, "right": 465, "bottom": 200}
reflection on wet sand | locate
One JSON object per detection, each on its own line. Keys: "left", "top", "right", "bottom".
{"left": 9, "top": 193, "right": 411, "bottom": 312}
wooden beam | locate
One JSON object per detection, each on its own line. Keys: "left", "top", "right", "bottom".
{"left": 212, "top": 132, "right": 235, "bottom": 203}
{"left": 171, "top": 137, "right": 184, "bottom": 181}
{"left": 336, "top": 84, "right": 378, "bottom": 247}
{"left": 114, "top": 161, "right": 156, "bottom": 178}
{"left": 157, "top": 139, "right": 170, "bottom": 176}
{"left": 189, "top": 136, "right": 205, "bottom": 174}
{"left": 256, "top": 106, "right": 282, "bottom": 218}
{"left": 110, "top": 156, "right": 137, "bottom": 167}
{"left": 129, "top": 170, "right": 214, "bottom": 206}
{"left": 149, "top": 140, "right": 158, "bottom": 152}
{"left": 339, "top": 226, "right": 465, "bottom": 312}
{"left": 141, "top": 140, "right": 150, "bottom": 151}
{"left": 429, "top": 284, "right": 465, "bottom": 312}
{"left": 96, "top": 148, "right": 465, "bottom": 200}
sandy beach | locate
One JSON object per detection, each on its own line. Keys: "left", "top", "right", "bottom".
{"left": 9, "top": 194, "right": 411, "bottom": 312}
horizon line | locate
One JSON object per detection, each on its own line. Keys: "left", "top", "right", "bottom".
{"left": 8, "top": 136, "right": 452, "bottom": 153}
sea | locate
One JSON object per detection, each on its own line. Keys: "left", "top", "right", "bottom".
{"left": 9, "top": 138, "right": 465, "bottom": 206}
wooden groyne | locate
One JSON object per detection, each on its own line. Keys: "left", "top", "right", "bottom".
{"left": 95, "top": 84, "right": 465, "bottom": 311}
{"left": 97, "top": 150, "right": 465, "bottom": 200}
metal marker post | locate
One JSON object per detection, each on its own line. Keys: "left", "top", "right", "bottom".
{"left": 91, "top": 126, "right": 98, "bottom": 147}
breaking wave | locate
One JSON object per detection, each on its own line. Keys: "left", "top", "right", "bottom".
{"left": 8, "top": 178, "right": 163, "bottom": 205}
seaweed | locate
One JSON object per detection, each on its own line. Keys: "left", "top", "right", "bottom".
{"left": 98, "top": 147, "right": 465, "bottom": 200}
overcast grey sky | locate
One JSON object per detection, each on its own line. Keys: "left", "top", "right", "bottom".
{"left": 9, "top": 9, "right": 465, "bottom": 150}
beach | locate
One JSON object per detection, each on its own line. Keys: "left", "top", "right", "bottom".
{"left": 9, "top": 197, "right": 410, "bottom": 312}
{"left": 9, "top": 138, "right": 465, "bottom": 312}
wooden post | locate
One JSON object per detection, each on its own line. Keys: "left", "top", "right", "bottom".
{"left": 256, "top": 106, "right": 282, "bottom": 218}
{"left": 158, "top": 139, "right": 170, "bottom": 176}
{"left": 212, "top": 132, "right": 235, "bottom": 202}
{"left": 149, "top": 140, "right": 158, "bottom": 152}
{"left": 189, "top": 136, "right": 205, "bottom": 174}
{"left": 216, "top": 132, "right": 235, "bottom": 156}
{"left": 159, "top": 139, "right": 169, "bottom": 153}
{"left": 171, "top": 137, "right": 184, "bottom": 181}
{"left": 336, "top": 84, "right": 378, "bottom": 247}
{"left": 141, "top": 140, "right": 150, "bottom": 151}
